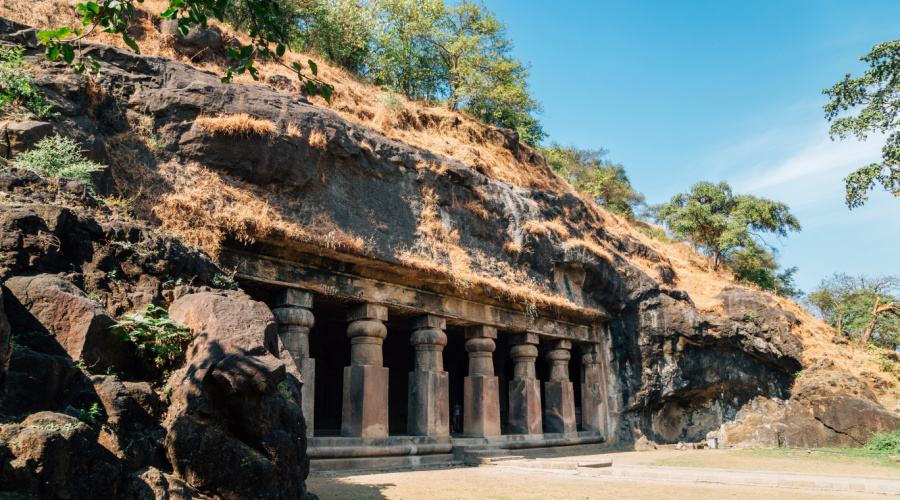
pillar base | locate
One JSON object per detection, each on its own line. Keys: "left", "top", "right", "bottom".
{"left": 544, "top": 380, "right": 576, "bottom": 434}
{"left": 464, "top": 375, "right": 501, "bottom": 437}
{"left": 408, "top": 370, "right": 449, "bottom": 436}
{"left": 508, "top": 379, "right": 542, "bottom": 435}
{"left": 341, "top": 365, "right": 389, "bottom": 437}
{"left": 581, "top": 381, "right": 605, "bottom": 434}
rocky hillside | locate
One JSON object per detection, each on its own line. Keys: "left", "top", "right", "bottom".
{"left": 0, "top": 119, "right": 317, "bottom": 496}
{"left": 1, "top": 7, "right": 900, "bottom": 499}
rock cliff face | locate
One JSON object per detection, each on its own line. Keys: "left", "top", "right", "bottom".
{"left": 0, "top": 13, "right": 898, "bottom": 497}
{"left": 0, "top": 167, "right": 315, "bottom": 498}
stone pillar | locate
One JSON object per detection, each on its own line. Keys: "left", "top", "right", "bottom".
{"left": 581, "top": 343, "right": 606, "bottom": 434}
{"left": 341, "top": 303, "right": 389, "bottom": 438}
{"left": 272, "top": 289, "right": 315, "bottom": 437}
{"left": 463, "top": 325, "right": 501, "bottom": 437}
{"left": 408, "top": 315, "right": 449, "bottom": 436}
{"left": 508, "top": 333, "right": 542, "bottom": 435}
{"left": 543, "top": 340, "right": 576, "bottom": 434}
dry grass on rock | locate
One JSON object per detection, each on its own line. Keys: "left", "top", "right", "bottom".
{"left": 195, "top": 113, "right": 275, "bottom": 137}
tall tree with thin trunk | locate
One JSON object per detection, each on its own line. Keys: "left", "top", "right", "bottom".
{"left": 656, "top": 181, "right": 801, "bottom": 270}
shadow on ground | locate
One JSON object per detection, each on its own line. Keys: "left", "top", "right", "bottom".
{"left": 306, "top": 478, "right": 392, "bottom": 500}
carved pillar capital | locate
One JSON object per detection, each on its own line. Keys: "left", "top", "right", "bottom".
{"left": 347, "top": 303, "right": 388, "bottom": 366}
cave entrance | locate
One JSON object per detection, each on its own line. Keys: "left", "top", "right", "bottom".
{"left": 383, "top": 319, "right": 414, "bottom": 435}
{"left": 445, "top": 325, "right": 467, "bottom": 436}
{"left": 308, "top": 304, "right": 350, "bottom": 437}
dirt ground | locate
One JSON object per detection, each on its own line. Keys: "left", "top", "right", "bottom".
{"left": 307, "top": 448, "right": 900, "bottom": 499}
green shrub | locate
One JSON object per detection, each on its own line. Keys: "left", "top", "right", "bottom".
{"left": 78, "top": 403, "right": 102, "bottom": 425}
{"left": 112, "top": 305, "right": 192, "bottom": 373}
{"left": 865, "top": 429, "right": 900, "bottom": 453}
{"left": 11, "top": 135, "right": 104, "bottom": 185}
{"left": 211, "top": 272, "right": 237, "bottom": 289}
{"left": 0, "top": 46, "right": 54, "bottom": 118}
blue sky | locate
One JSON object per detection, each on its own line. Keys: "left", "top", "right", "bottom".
{"left": 482, "top": 0, "right": 900, "bottom": 294}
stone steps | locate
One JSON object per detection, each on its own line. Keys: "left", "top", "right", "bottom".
{"left": 309, "top": 453, "right": 458, "bottom": 472}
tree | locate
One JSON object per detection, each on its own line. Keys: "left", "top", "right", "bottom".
{"left": 808, "top": 273, "right": 900, "bottom": 348}
{"left": 370, "top": 0, "right": 447, "bottom": 101}
{"left": 288, "top": 0, "right": 376, "bottom": 73}
{"left": 540, "top": 143, "right": 645, "bottom": 219}
{"left": 36, "top": 0, "right": 333, "bottom": 99}
{"left": 823, "top": 39, "right": 900, "bottom": 208}
{"left": 725, "top": 240, "right": 801, "bottom": 298}
{"left": 656, "top": 181, "right": 801, "bottom": 270}
{"left": 371, "top": 0, "right": 544, "bottom": 145}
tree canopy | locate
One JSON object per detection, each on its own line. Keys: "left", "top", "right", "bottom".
{"left": 369, "top": 0, "right": 545, "bottom": 145}
{"left": 808, "top": 273, "right": 900, "bottom": 349}
{"left": 655, "top": 181, "right": 801, "bottom": 270}
{"left": 824, "top": 39, "right": 900, "bottom": 208}
{"left": 539, "top": 143, "right": 644, "bottom": 219}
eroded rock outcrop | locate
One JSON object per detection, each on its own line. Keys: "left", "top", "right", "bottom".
{"left": 711, "top": 359, "right": 900, "bottom": 448}
{"left": 0, "top": 167, "right": 314, "bottom": 499}
{"left": 164, "top": 292, "right": 311, "bottom": 500}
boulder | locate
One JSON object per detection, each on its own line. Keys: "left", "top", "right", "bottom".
{"left": 89, "top": 375, "right": 166, "bottom": 472}
{"left": 0, "top": 349, "right": 81, "bottom": 416}
{"left": 810, "top": 396, "right": 900, "bottom": 444}
{"left": 6, "top": 120, "right": 54, "bottom": 157}
{"left": 164, "top": 292, "right": 313, "bottom": 500}
{"left": 168, "top": 291, "right": 279, "bottom": 357}
{"left": 0, "top": 412, "right": 121, "bottom": 499}
{"left": 4, "top": 274, "right": 134, "bottom": 372}
{"left": 710, "top": 368, "right": 900, "bottom": 448}
{"left": 121, "top": 467, "right": 213, "bottom": 500}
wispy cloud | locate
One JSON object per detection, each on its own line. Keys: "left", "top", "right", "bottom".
{"left": 695, "top": 112, "right": 896, "bottom": 291}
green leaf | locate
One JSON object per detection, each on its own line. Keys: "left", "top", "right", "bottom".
{"left": 37, "top": 29, "right": 61, "bottom": 44}
{"left": 239, "top": 45, "right": 253, "bottom": 58}
{"left": 276, "top": 44, "right": 285, "bottom": 57}
{"left": 306, "top": 80, "right": 317, "bottom": 96}
{"left": 308, "top": 59, "right": 317, "bottom": 77}
{"left": 61, "top": 44, "right": 76, "bottom": 64}
{"left": 292, "top": 61, "right": 303, "bottom": 72}
{"left": 45, "top": 44, "right": 60, "bottom": 61}
{"left": 320, "top": 84, "right": 333, "bottom": 103}
{"left": 226, "top": 47, "right": 241, "bottom": 60}
{"left": 122, "top": 34, "right": 140, "bottom": 54}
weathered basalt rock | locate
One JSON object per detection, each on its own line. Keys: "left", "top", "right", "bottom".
{"left": 0, "top": 163, "right": 313, "bottom": 498}
{"left": 710, "top": 361, "right": 900, "bottom": 448}
{"left": 4, "top": 274, "right": 133, "bottom": 372}
{"left": 0, "top": 412, "right": 121, "bottom": 498}
{"left": 165, "top": 292, "right": 313, "bottom": 500}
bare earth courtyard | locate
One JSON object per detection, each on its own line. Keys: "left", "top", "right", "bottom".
{"left": 308, "top": 448, "right": 900, "bottom": 499}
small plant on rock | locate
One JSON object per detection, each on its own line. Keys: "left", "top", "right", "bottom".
{"left": 11, "top": 135, "right": 103, "bottom": 185}
{"left": 212, "top": 271, "right": 237, "bottom": 290}
{"left": 0, "top": 47, "right": 55, "bottom": 119}
{"left": 77, "top": 403, "right": 102, "bottom": 425}
{"left": 112, "top": 305, "right": 192, "bottom": 373}
{"left": 742, "top": 309, "right": 759, "bottom": 324}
